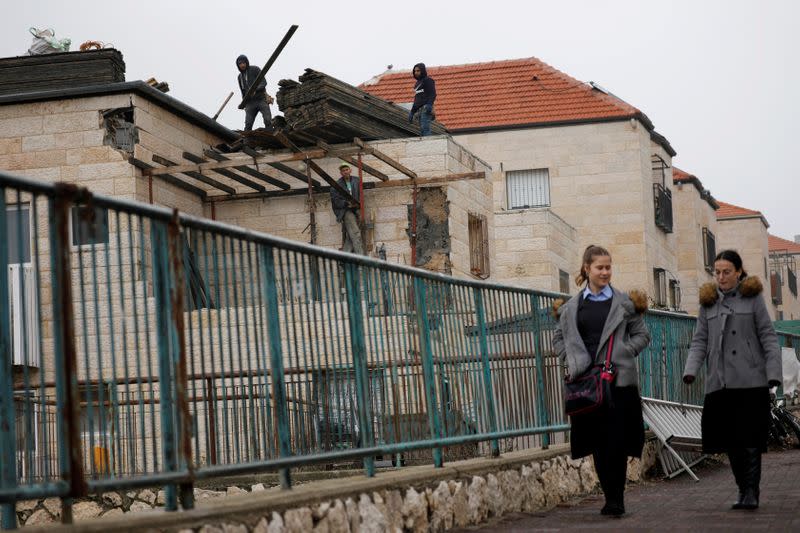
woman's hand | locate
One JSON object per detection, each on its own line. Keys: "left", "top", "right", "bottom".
{"left": 683, "top": 375, "right": 695, "bottom": 384}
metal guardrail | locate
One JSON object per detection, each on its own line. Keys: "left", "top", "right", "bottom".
{"left": 0, "top": 169, "right": 798, "bottom": 529}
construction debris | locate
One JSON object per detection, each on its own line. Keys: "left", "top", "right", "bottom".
{"left": 27, "top": 27, "right": 71, "bottom": 55}
{"left": 273, "top": 69, "right": 447, "bottom": 144}
{"left": 0, "top": 49, "right": 125, "bottom": 95}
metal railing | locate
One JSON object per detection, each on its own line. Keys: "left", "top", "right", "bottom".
{"left": 0, "top": 169, "right": 797, "bottom": 529}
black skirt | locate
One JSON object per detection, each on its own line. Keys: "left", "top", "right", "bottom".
{"left": 701, "top": 387, "right": 770, "bottom": 453}
{"left": 569, "top": 384, "right": 645, "bottom": 460}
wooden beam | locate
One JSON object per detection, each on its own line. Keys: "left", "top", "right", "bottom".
{"left": 151, "top": 154, "right": 236, "bottom": 195}
{"left": 142, "top": 149, "right": 328, "bottom": 176}
{"left": 370, "top": 171, "right": 486, "bottom": 189}
{"left": 274, "top": 132, "right": 356, "bottom": 205}
{"left": 240, "top": 146, "right": 320, "bottom": 189}
{"left": 313, "top": 138, "right": 389, "bottom": 182}
{"left": 353, "top": 137, "right": 417, "bottom": 180}
{"left": 129, "top": 157, "right": 207, "bottom": 200}
{"left": 182, "top": 151, "right": 265, "bottom": 192}
{"left": 203, "top": 172, "right": 485, "bottom": 202}
{"left": 202, "top": 149, "right": 293, "bottom": 190}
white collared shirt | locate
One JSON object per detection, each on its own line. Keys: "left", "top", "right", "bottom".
{"left": 582, "top": 284, "right": 613, "bottom": 302}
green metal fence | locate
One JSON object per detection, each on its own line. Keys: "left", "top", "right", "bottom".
{"left": 0, "top": 170, "right": 797, "bottom": 529}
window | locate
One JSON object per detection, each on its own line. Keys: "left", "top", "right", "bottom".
{"left": 71, "top": 205, "right": 109, "bottom": 246}
{"left": 653, "top": 268, "right": 668, "bottom": 308}
{"left": 468, "top": 213, "right": 490, "bottom": 278}
{"left": 559, "top": 269, "right": 570, "bottom": 294}
{"left": 789, "top": 267, "right": 798, "bottom": 297}
{"left": 702, "top": 227, "right": 716, "bottom": 273}
{"left": 651, "top": 156, "right": 673, "bottom": 233}
{"left": 771, "top": 272, "right": 783, "bottom": 305}
{"left": 669, "top": 279, "right": 681, "bottom": 310}
{"left": 6, "top": 204, "right": 31, "bottom": 264}
{"left": 506, "top": 168, "right": 550, "bottom": 209}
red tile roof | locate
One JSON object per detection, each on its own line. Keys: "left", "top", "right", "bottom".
{"left": 716, "top": 201, "right": 762, "bottom": 218}
{"left": 769, "top": 234, "right": 800, "bottom": 254}
{"left": 362, "top": 57, "right": 648, "bottom": 131}
{"left": 716, "top": 201, "right": 770, "bottom": 227}
{"left": 672, "top": 167, "right": 718, "bottom": 209}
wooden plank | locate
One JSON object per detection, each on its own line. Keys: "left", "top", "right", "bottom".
{"left": 151, "top": 154, "right": 236, "bottom": 195}
{"left": 240, "top": 146, "right": 320, "bottom": 189}
{"left": 128, "top": 157, "right": 207, "bottom": 200}
{"left": 312, "top": 138, "right": 389, "bottom": 181}
{"left": 238, "top": 25, "right": 299, "bottom": 108}
{"left": 182, "top": 151, "right": 265, "bottom": 192}
{"left": 203, "top": 149, "right": 294, "bottom": 190}
{"left": 369, "top": 172, "right": 485, "bottom": 189}
{"left": 142, "top": 149, "right": 328, "bottom": 176}
{"left": 273, "top": 132, "right": 356, "bottom": 204}
{"left": 353, "top": 137, "right": 418, "bottom": 180}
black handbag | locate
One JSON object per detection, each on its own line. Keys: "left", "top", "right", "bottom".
{"left": 563, "top": 334, "right": 616, "bottom": 416}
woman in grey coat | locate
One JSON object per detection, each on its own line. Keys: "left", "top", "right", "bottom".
{"left": 683, "top": 249, "right": 782, "bottom": 510}
{"left": 553, "top": 245, "right": 650, "bottom": 516}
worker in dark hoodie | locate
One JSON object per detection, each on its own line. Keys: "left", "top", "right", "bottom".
{"left": 408, "top": 62, "right": 436, "bottom": 136}
{"left": 236, "top": 54, "right": 273, "bottom": 132}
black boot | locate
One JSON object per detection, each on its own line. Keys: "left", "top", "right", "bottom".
{"left": 595, "top": 451, "right": 626, "bottom": 516}
{"left": 738, "top": 448, "right": 761, "bottom": 510}
{"left": 728, "top": 449, "right": 746, "bottom": 509}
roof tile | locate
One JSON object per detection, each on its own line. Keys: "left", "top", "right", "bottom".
{"left": 360, "top": 57, "right": 641, "bottom": 131}
{"left": 716, "top": 201, "right": 763, "bottom": 219}
{"left": 769, "top": 234, "right": 800, "bottom": 254}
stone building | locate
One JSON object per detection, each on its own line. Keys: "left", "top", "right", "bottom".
{"left": 715, "top": 201, "right": 775, "bottom": 318}
{"left": 671, "top": 167, "right": 718, "bottom": 315}
{"left": 362, "top": 57, "right": 680, "bottom": 304}
{"left": 768, "top": 234, "right": 800, "bottom": 320}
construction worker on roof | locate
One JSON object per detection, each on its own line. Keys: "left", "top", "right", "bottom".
{"left": 236, "top": 54, "right": 274, "bottom": 132}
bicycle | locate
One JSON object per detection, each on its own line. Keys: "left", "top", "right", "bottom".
{"left": 768, "top": 393, "right": 800, "bottom": 448}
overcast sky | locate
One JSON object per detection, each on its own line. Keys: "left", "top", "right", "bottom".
{"left": 3, "top": 0, "right": 798, "bottom": 240}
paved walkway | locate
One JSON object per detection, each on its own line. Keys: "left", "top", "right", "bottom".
{"left": 455, "top": 448, "right": 800, "bottom": 532}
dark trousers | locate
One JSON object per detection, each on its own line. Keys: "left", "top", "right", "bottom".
{"left": 244, "top": 97, "right": 273, "bottom": 131}
{"left": 593, "top": 448, "right": 627, "bottom": 505}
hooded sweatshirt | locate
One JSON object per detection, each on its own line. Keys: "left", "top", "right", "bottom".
{"left": 236, "top": 54, "right": 267, "bottom": 101}
{"left": 411, "top": 62, "right": 436, "bottom": 114}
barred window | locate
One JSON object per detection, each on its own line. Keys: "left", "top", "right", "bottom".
{"left": 468, "top": 213, "right": 490, "bottom": 278}
{"left": 506, "top": 168, "right": 550, "bottom": 209}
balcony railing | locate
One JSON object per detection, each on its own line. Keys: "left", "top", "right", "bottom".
{"left": 653, "top": 183, "right": 673, "bottom": 233}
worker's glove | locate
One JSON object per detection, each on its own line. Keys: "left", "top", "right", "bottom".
{"left": 266, "top": 94, "right": 274, "bottom": 105}
{"left": 424, "top": 103, "right": 433, "bottom": 114}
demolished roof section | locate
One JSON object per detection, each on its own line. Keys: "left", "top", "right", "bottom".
{"left": 240, "top": 68, "right": 447, "bottom": 149}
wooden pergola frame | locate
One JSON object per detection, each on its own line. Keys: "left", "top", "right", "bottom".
{"left": 137, "top": 136, "right": 486, "bottom": 205}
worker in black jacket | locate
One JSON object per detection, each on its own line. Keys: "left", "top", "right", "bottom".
{"left": 236, "top": 54, "right": 273, "bottom": 131}
{"left": 408, "top": 62, "right": 436, "bottom": 136}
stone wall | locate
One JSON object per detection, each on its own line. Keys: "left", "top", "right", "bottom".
{"left": 454, "top": 120, "right": 676, "bottom": 296}
{"left": 16, "top": 442, "right": 659, "bottom": 531}
{"left": 672, "top": 183, "right": 717, "bottom": 316}
{"left": 716, "top": 216, "right": 775, "bottom": 319}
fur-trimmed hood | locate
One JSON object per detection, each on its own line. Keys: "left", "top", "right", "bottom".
{"left": 552, "top": 288, "right": 648, "bottom": 318}
{"left": 698, "top": 276, "right": 763, "bottom": 307}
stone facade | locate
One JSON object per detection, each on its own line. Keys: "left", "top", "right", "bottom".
{"left": 672, "top": 181, "right": 717, "bottom": 316}
{"left": 716, "top": 215, "right": 775, "bottom": 319}
{"left": 454, "top": 120, "right": 677, "bottom": 300}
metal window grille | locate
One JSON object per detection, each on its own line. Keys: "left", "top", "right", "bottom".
{"left": 468, "top": 213, "right": 490, "bottom": 277}
{"left": 651, "top": 155, "right": 668, "bottom": 187}
{"left": 669, "top": 279, "right": 681, "bottom": 310}
{"left": 771, "top": 272, "right": 783, "bottom": 305}
{"left": 789, "top": 268, "right": 797, "bottom": 297}
{"left": 653, "top": 268, "right": 668, "bottom": 307}
{"left": 702, "top": 227, "right": 716, "bottom": 273}
{"left": 559, "top": 269, "right": 570, "bottom": 294}
{"left": 506, "top": 168, "right": 550, "bottom": 209}
{"left": 653, "top": 183, "right": 673, "bottom": 233}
